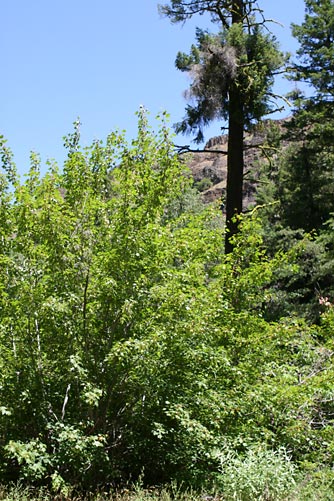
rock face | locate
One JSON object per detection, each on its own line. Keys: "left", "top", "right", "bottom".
{"left": 187, "top": 135, "right": 228, "bottom": 203}
{"left": 186, "top": 119, "right": 288, "bottom": 208}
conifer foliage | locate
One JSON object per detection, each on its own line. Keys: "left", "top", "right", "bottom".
{"left": 264, "top": 0, "right": 334, "bottom": 233}
{"left": 159, "top": 0, "right": 285, "bottom": 252}
{"left": 291, "top": 0, "right": 334, "bottom": 101}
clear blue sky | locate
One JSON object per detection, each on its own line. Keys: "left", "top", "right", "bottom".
{"left": 2, "top": 0, "right": 306, "bottom": 176}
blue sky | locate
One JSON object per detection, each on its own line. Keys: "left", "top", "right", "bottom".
{"left": 2, "top": 0, "right": 306, "bottom": 176}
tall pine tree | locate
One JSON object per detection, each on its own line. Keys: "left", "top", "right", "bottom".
{"left": 278, "top": 0, "right": 334, "bottom": 232}
{"left": 159, "top": 0, "right": 285, "bottom": 252}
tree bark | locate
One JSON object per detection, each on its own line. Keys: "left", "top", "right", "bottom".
{"left": 224, "top": 0, "right": 244, "bottom": 254}
{"left": 225, "top": 85, "right": 244, "bottom": 253}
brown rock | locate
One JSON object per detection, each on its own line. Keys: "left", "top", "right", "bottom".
{"left": 185, "top": 118, "right": 289, "bottom": 209}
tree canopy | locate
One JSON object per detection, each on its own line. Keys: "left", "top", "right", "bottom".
{"left": 291, "top": 0, "right": 334, "bottom": 101}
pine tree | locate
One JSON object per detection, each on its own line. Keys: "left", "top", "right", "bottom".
{"left": 291, "top": 0, "right": 334, "bottom": 101}
{"left": 278, "top": 0, "right": 334, "bottom": 232}
{"left": 159, "top": 0, "right": 285, "bottom": 252}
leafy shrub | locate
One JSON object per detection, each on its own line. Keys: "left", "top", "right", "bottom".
{"left": 217, "top": 447, "right": 297, "bottom": 500}
{"left": 290, "top": 468, "right": 334, "bottom": 501}
{"left": 1, "top": 113, "right": 334, "bottom": 493}
{"left": 194, "top": 177, "right": 213, "bottom": 192}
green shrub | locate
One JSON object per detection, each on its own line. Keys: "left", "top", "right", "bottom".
{"left": 290, "top": 468, "right": 334, "bottom": 501}
{"left": 217, "top": 447, "right": 297, "bottom": 500}
{"left": 194, "top": 177, "right": 213, "bottom": 192}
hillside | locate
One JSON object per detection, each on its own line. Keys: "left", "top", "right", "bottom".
{"left": 186, "top": 118, "right": 289, "bottom": 208}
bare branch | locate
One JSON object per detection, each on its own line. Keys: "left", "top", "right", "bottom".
{"left": 61, "top": 384, "right": 71, "bottom": 421}
{"left": 298, "top": 350, "right": 334, "bottom": 386}
{"left": 245, "top": 201, "right": 280, "bottom": 215}
{"left": 174, "top": 143, "right": 228, "bottom": 155}
{"left": 267, "top": 92, "right": 293, "bottom": 108}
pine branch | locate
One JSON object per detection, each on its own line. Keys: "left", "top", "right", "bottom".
{"left": 174, "top": 144, "right": 228, "bottom": 155}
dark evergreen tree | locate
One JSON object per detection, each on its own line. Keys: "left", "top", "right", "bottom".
{"left": 159, "top": 0, "right": 285, "bottom": 252}
{"left": 252, "top": 0, "right": 334, "bottom": 321}
{"left": 291, "top": 0, "right": 334, "bottom": 101}
{"left": 277, "top": 0, "right": 334, "bottom": 232}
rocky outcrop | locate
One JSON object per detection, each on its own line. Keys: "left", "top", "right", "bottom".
{"left": 185, "top": 118, "right": 289, "bottom": 208}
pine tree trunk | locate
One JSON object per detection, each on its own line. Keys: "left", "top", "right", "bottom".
{"left": 224, "top": 0, "right": 244, "bottom": 254}
{"left": 225, "top": 83, "right": 244, "bottom": 254}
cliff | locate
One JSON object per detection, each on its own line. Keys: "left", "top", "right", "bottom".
{"left": 186, "top": 118, "right": 289, "bottom": 208}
